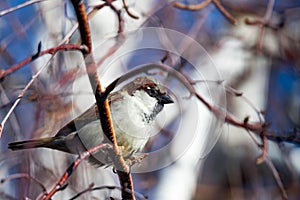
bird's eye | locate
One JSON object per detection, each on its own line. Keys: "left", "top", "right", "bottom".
{"left": 146, "top": 87, "right": 157, "bottom": 96}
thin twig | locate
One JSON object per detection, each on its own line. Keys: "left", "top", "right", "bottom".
{"left": 122, "top": 0, "right": 139, "bottom": 19}
{"left": 0, "top": 0, "right": 48, "bottom": 17}
{"left": 172, "top": 0, "right": 211, "bottom": 11}
{"left": 0, "top": 44, "right": 88, "bottom": 138}
{"left": 244, "top": 0, "right": 275, "bottom": 52}
{"left": 265, "top": 157, "right": 288, "bottom": 200}
{"left": 263, "top": 128, "right": 300, "bottom": 144}
{"left": 42, "top": 143, "right": 111, "bottom": 200}
{"left": 0, "top": 58, "right": 52, "bottom": 138}
{"left": 245, "top": 129, "right": 261, "bottom": 147}
{"left": 211, "top": 0, "right": 237, "bottom": 24}
{"left": 0, "top": 4, "right": 96, "bottom": 137}
{"left": 106, "top": 2, "right": 124, "bottom": 34}
{"left": 0, "top": 1, "right": 102, "bottom": 137}
{"left": 173, "top": 0, "right": 237, "bottom": 24}
{"left": 0, "top": 44, "right": 87, "bottom": 79}
{"left": 256, "top": 135, "right": 268, "bottom": 164}
{"left": 0, "top": 173, "right": 47, "bottom": 195}
{"left": 257, "top": 23, "right": 265, "bottom": 52}
{"left": 68, "top": 183, "right": 95, "bottom": 200}
{"left": 260, "top": 0, "right": 275, "bottom": 52}
{"left": 264, "top": 0, "right": 275, "bottom": 21}
{"left": 0, "top": 84, "right": 21, "bottom": 136}
{"left": 68, "top": 185, "right": 147, "bottom": 200}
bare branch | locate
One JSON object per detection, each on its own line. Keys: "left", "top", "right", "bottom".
{"left": 212, "top": 0, "right": 237, "bottom": 24}
{"left": 0, "top": 0, "right": 48, "bottom": 17}
{"left": 0, "top": 44, "right": 87, "bottom": 79}
{"left": 122, "top": 0, "right": 139, "bottom": 19}
{"left": 70, "top": 1, "right": 135, "bottom": 199}
{"left": 173, "top": 0, "right": 237, "bottom": 24}
{"left": 42, "top": 143, "right": 111, "bottom": 200}
{"left": 173, "top": 0, "right": 211, "bottom": 11}
{"left": 68, "top": 184, "right": 147, "bottom": 200}
{"left": 0, "top": 173, "right": 47, "bottom": 195}
{"left": 265, "top": 157, "right": 288, "bottom": 200}
{"left": 0, "top": 58, "right": 52, "bottom": 138}
{"left": 244, "top": 0, "right": 275, "bottom": 52}
{"left": 107, "top": 63, "right": 300, "bottom": 145}
{"left": 256, "top": 135, "right": 268, "bottom": 164}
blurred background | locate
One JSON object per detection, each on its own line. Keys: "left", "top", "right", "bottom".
{"left": 0, "top": 0, "right": 300, "bottom": 199}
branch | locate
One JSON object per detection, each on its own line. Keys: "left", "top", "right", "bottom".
{"left": 106, "top": 63, "right": 300, "bottom": 146}
{"left": 122, "top": 0, "right": 139, "bottom": 19}
{"left": 68, "top": 184, "right": 147, "bottom": 200}
{"left": 0, "top": 4, "right": 102, "bottom": 137}
{"left": 0, "top": 0, "right": 47, "bottom": 17}
{"left": 0, "top": 173, "right": 47, "bottom": 196}
{"left": 106, "top": 1, "right": 124, "bottom": 34}
{"left": 42, "top": 143, "right": 111, "bottom": 200}
{"left": 256, "top": 135, "right": 268, "bottom": 164}
{"left": 105, "top": 62, "right": 293, "bottom": 199}
{"left": 70, "top": 1, "right": 135, "bottom": 199}
{"left": 244, "top": 0, "right": 275, "bottom": 52}
{"left": 265, "top": 157, "right": 288, "bottom": 200}
{"left": 211, "top": 0, "right": 237, "bottom": 24}
{"left": 263, "top": 128, "right": 300, "bottom": 144}
{"left": 173, "top": 0, "right": 211, "bottom": 11}
{"left": 173, "top": 0, "right": 237, "bottom": 24}
{"left": 0, "top": 44, "right": 88, "bottom": 138}
{"left": 0, "top": 44, "right": 88, "bottom": 79}
{"left": 0, "top": 59, "right": 45, "bottom": 137}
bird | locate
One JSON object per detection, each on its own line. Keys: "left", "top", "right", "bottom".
{"left": 8, "top": 76, "right": 174, "bottom": 166}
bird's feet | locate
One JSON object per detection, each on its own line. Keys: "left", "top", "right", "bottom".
{"left": 126, "top": 153, "right": 149, "bottom": 167}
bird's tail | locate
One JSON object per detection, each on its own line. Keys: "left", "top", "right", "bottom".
{"left": 8, "top": 137, "right": 58, "bottom": 151}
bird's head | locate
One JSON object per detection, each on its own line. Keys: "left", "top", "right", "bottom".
{"left": 124, "top": 76, "right": 173, "bottom": 104}
{"left": 121, "top": 76, "right": 174, "bottom": 122}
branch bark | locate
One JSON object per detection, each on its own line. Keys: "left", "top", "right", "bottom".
{"left": 70, "top": 1, "right": 135, "bottom": 199}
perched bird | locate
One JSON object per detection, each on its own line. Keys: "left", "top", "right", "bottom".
{"left": 8, "top": 76, "right": 173, "bottom": 166}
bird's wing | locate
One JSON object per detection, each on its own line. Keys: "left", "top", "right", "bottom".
{"left": 55, "top": 91, "right": 123, "bottom": 137}
{"left": 55, "top": 104, "right": 98, "bottom": 137}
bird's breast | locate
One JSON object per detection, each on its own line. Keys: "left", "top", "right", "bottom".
{"left": 110, "top": 93, "right": 156, "bottom": 154}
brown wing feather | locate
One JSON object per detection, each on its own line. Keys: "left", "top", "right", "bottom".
{"left": 55, "top": 91, "right": 123, "bottom": 137}
{"left": 55, "top": 104, "right": 98, "bottom": 137}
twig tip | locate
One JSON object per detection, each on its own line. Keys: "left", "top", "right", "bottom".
{"left": 0, "top": 124, "right": 3, "bottom": 138}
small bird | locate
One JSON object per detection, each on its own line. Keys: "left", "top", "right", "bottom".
{"left": 8, "top": 76, "right": 173, "bottom": 166}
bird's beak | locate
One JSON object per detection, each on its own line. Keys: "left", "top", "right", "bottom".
{"left": 158, "top": 94, "right": 174, "bottom": 104}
